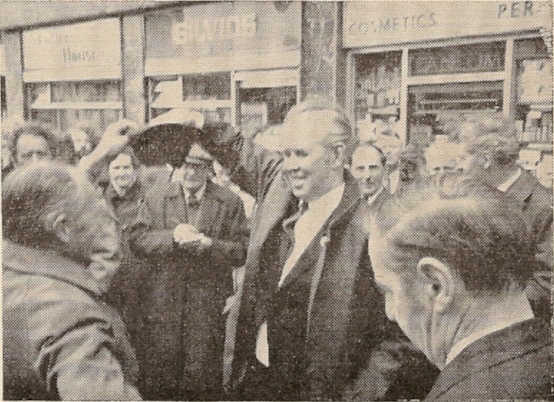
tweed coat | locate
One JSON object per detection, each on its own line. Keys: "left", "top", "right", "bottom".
{"left": 129, "top": 180, "right": 248, "bottom": 400}
{"left": 425, "top": 318, "right": 552, "bottom": 400}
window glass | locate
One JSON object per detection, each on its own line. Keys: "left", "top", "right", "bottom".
{"left": 409, "top": 42, "right": 505, "bottom": 76}
{"left": 182, "top": 72, "right": 231, "bottom": 101}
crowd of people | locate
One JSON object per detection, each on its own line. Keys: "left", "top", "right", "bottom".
{"left": 2, "top": 97, "right": 552, "bottom": 401}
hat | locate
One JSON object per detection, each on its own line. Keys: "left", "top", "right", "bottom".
{"left": 185, "top": 143, "right": 213, "bottom": 166}
{"left": 131, "top": 109, "right": 206, "bottom": 167}
{"left": 146, "top": 108, "right": 204, "bottom": 130}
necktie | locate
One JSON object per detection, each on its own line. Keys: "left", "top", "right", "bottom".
{"left": 187, "top": 192, "right": 200, "bottom": 224}
{"left": 188, "top": 193, "right": 200, "bottom": 208}
{"left": 282, "top": 201, "right": 309, "bottom": 242}
{"left": 255, "top": 201, "right": 309, "bottom": 367}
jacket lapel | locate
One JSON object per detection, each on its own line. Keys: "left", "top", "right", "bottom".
{"left": 248, "top": 173, "right": 294, "bottom": 258}
{"left": 278, "top": 173, "right": 361, "bottom": 290}
{"left": 504, "top": 170, "right": 536, "bottom": 208}
{"left": 164, "top": 182, "right": 187, "bottom": 228}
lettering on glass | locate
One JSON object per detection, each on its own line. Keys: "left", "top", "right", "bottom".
{"left": 409, "top": 42, "right": 506, "bottom": 76}
{"left": 172, "top": 13, "right": 257, "bottom": 44}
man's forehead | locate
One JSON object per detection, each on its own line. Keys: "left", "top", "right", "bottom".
{"left": 17, "top": 133, "right": 48, "bottom": 145}
{"left": 111, "top": 153, "right": 133, "bottom": 165}
{"left": 352, "top": 146, "right": 382, "bottom": 165}
{"left": 279, "top": 130, "right": 326, "bottom": 150}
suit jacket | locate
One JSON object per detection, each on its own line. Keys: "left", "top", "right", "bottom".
{"left": 505, "top": 170, "right": 553, "bottom": 320}
{"left": 3, "top": 240, "right": 140, "bottom": 401}
{"left": 231, "top": 172, "right": 390, "bottom": 400}
{"left": 365, "top": 188, "right": 391, "bottom": 213}
{"left": 505, "top": 169, "right": 553, "bottom": 268}
{"left": 129, "top": 180, "right": 248, "bottom": 400}
{"left": 425, "top": 318, "right": 552, "bottom": 400}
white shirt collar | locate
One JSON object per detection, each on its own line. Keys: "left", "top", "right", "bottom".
{"left": 305, "top": 182, "right": 345, "bottom": 214}
{"left": 366, "top": 187, "right": 384, "bottom": 207}
{"left": 278, "top": 183, "right": 345, "bottom": 287}
{"left": 497, "top": 167, "right": 521, "bottom": 192}
{"left": 445, "top": 298, "right": 534, "bottom": 366}
{"left": 183, "top": 182, "right": 207, "bottom": 202}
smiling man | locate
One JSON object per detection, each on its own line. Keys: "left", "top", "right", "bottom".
{"left": 230, "top": 98, "right": 395, "bottom": 401}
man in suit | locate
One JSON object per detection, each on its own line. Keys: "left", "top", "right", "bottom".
{"left": 350, "top": 141, "right": 390, "bottom": 210}
{"left": 368, "top": 174, "right": 552, "bottom": 400}
{"left": 230, "top": 99, "right": 395, "bottom": 401}
{"left": 457, "top": 116, "right": 552, "bottom": 319}
{"left": 129, "top": 143, "right": 248, "bottom": 401}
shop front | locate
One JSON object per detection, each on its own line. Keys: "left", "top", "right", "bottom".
{"left": 21, "top": 18, "right": 123, "bottom": 138}
{"left": 343, "top": 1, "right": 552, "bottom": 161}
{"left": 145, "top": 1, "right": 301, "bottom": 137}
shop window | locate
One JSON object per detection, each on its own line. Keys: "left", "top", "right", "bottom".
{"left": 150, "top": 73, "right": 232, "bottom": 124}
{"left": 354, "top": 51, "right": 402, "bottom": 138}
{"left": 514, "top": 38, "right": 552, "bottom": 144}
{"left": 409, "top": 42, "right": 505, "bottom": 76}
{"left": 407, "top": 81, "right": 503, "bottom": 147}
{"left": 26, "top": 81, "right": 122, "bottom": 137}
{"left": 239, "top": 86, "right": 296, "bottom": 137}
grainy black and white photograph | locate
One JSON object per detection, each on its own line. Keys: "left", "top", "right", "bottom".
{"left": 1, "top": 0, "right": 552, "bottom": 400}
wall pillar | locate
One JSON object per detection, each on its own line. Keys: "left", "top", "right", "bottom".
{"left": 3, "top": 31, "right": 24, "bottom": 118}
{"left": 300, "top": 2, "right": 346, "bottom": 105}
{"left": 121, "top": 15, "right": 146, "bottom": 124}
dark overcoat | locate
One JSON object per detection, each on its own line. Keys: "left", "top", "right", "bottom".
{"left": 129, "top": 180, "right": 248, "bottom": 400}
{"left": 230, "top": 172, "right": 391, "bottom": 400}
{"left": 425, "top": 319, "right": 552, "bottom": 400}
{"left": 103, "top": 180, "right": 145, "bottom": 345}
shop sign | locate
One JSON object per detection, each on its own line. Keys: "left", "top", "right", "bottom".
{"left": 344, "top": 1, "right": 551, "bottom": 48}
{"left": 145, "top": 2, "right": 301, "bottom": 75}
{"left": 23, "top": 19, "right": 121, "bottom": 79}
{"left": 409, "top": 42, "right": 506, "bottom": 76}
{"left": 172, "top": 13, "right": 257, "bottom": 44}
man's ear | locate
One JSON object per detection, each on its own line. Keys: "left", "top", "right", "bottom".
{"left": 417, "top": 257, "right": 457, "bottom": 313}
{"left": 47, "top": 212, "right": 71, "bottom": 243}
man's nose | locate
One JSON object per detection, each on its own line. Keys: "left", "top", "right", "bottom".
{"left": 31, "top": 153, "right": 41, "bottom": 163}
{"left": 282, "top": 155, "right": 299, "bottom": 172}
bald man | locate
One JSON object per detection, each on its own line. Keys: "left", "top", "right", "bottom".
{"left": 350, "top": 142, "right": 390, "bottom": 209}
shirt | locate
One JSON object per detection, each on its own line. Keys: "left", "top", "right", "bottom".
{"left": 497, "top": 167, "right": 522, "bottom": 192}
{"left": 256, "top": 183, "right": 345, "bottom": 366}
{"left": 365, "top": 187, "right": 384, "bottom": 207}
{"left": 278, "top": 184, "right": 345, "bottom": 286}
{"left": 183, "top": 182, "right": 206, "bottom": 204}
